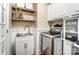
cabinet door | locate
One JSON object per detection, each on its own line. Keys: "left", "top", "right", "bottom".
{"left": 16, "top": 37, "right": 26, "bottom": 55}
{"left": 68, "top": 3, "right": 79, "bottom": 15}
{"left": 63, "top": 40, "right": 72, "bottom": 55}
{"left": 26, "top": 36, "right": 34, "bottom": 55}
{"left": 47, "top": 3, "right": 69, "bottom": 21}
{"left": 55, "top": 3, "right": 69, "bottom": 18}
{"left": 0, "top": 4, "right": 7, "bottom": 55}
{"left": 47, "top": 3, "right": 56, "bottom": 21}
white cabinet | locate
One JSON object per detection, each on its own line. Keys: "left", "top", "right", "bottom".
{"left": 63, "top": 40, "right": 73, "bottom": 55}
{"left": 0, "top": 4, "right": 7, "bottom": 55}
{"left": 16, "top": 35, "right": 34, "bottom": 55}
{"left": 47, "top": 3, "right": 69, "bottom": 21}
{"left": 26, "top": 36, "right": 34, "bottom": 55}
{"left": 16, "top": 37, "right": 25, "bottom": 55}
{"left": 47, "top": 3, "right": 56, "bottom": 21}
{"left": 68, "top": 3, "right": 79, "bottom": 15}
{"left": 48, "top": 3, "right": 79, "bottom": 21}
{"left": 55, "top": 3, "right": 69, "bottom": 18}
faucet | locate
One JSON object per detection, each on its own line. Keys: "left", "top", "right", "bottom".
{"left": 24, "top": 25, "right": 31, "bottom": 35}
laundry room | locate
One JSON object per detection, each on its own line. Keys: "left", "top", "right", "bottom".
{"left": 0, "top": 3, "right": 79, "bottom": 55}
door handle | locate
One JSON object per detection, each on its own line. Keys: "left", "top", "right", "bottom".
{"left": 24, "top": 43, "right": 27, "bottom": 49}
{"left": 26, "top": 43, "right": 27, "bottom": 48}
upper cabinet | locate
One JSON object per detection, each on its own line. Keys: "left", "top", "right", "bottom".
{"left": 68, "top": 3, "right": 79, "bottom": 15}
{"left": 47, "top": 3, "right": 56, "bottom": 21}
{"left": 47, "top": 3, "right": 69, "bottom": 21}
{"left": 47, "top": 3, "right": 79, "bottom": 21}
{"left": 55, "top": 3, "right": 69, "bottom": 18}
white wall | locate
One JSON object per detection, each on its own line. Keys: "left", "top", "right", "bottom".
{"left": 37, "top": 4, "right": 49, "bottom": 28}
{"left": 35, "top": 3, "right": 50, "bottom": 54}
{"left": 6, "top": 3, "right": 13, "bottom": 55}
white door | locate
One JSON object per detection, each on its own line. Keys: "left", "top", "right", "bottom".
{"left": 0, "top": 3, "right": 7, "bottom": 55}
{"left": 16, "top": 37, "right": 26, "bottom": 55}
{"left": 26, "top": 36, "right": 34, "bottom": 55}
{"left": 48, "top": 3, "right": 69, "bottom": 21}
{"left": 55, "top": 3, "right": 69, "bottom": 18}
{"left": 68, "top": 3, "right": 79, "bottom": 15}
{"left": 47, "top": 3, "right": 56, "bottom": 21}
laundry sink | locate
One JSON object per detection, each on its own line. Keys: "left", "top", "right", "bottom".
{"left": 16, "top": 33, "right": 33, "bottom": 37}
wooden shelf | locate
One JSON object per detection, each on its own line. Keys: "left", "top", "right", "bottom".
{"left": 11, "top": 19, "right": 35, "bottom": 22}
{"left": 12, "top": 6, "right": 35, "bottom": 13}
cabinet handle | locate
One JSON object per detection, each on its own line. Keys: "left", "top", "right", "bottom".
{"left": 24, "top": 43, "right": 27, "bottom": 49}
{"left": 26, "top": 43, "right": 27, "bottom": 48}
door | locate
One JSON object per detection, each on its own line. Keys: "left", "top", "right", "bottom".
{"left": 68, "top": 3, "right": 79, "bottom": 15}
{"left": 47, "top": 3, "right": 56, "bottom": 21}
{"left": 47, "top": 3, "right": 69, "bottom": 21}
{"left": 26, "top": 36, "right": 34, "bottom": 55}
{"left": 16, "top": 37, "right": 26, "bottom": 55}
{"left": 0, "top": 3, "right": 7, "bottom": 55}
{"left": 55, "top": 3, "right": 69, "bottom": 18}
